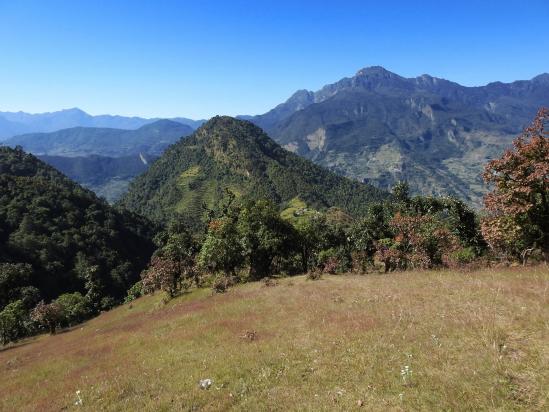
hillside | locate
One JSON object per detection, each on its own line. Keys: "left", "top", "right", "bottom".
{"left": 4, "top": 119, "right": 193, "bottom": 157}
{"left": 248, "top": 67, "right": 549, "bottom": 206}
{"left": 0, "top": 108, "right": 205, "bottom": 140}
{"left": 38, "top": 153, "right": 155, "bottom": 202}
{"left": 118, "top": 116, "right": 388, "bottom": 226}
{"left": 1, "top": 267, "right": 547, "bottom": 410}
{"left": 0, "top": 146, "right": 155, "bottom": 306}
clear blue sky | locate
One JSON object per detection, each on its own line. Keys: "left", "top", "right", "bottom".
{"left": 0, "top": 0, "right": 548, "bottom": 119}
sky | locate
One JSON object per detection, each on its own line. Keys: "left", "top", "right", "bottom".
{"left": 0, "top": 0, "right": 548, "bottom": 119}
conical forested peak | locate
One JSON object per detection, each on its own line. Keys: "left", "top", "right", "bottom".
{"left": 119, "top": 117, "right": 388, "bottom": 227}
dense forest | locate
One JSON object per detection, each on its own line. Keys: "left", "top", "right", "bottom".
{"left": 0, "top": 146, "right": 155, "bottom": 343}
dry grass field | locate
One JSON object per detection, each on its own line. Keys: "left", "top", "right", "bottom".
{"left": 1, "top": 266, "right": 548, "bottom": 411}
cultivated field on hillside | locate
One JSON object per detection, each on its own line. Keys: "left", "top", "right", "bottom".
{"left": 1, "top": 267, "right": 548, "bottom": 411}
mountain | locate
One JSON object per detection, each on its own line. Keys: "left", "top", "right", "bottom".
{"left": 247, "top": 67, "right": 549, "bottom": 206}
{"left": 0, "top": 108, "right": 206, "bottom": 140}
{"left": 118, "top": 116, "right": 388, "bottom": 227}
{"left": 4, "top": 119, "right": 193, "bottom": 157}
{"left": 38, "top": 153, "right": 154, "bottom": 202}
{"left": 0, "top": 146, "right": 155, "bottom": 307}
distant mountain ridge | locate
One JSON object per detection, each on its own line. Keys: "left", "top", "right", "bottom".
{"left": 2, "top": 119, "right": 193, "bottom": 202}
{"left": 0, "top": 107, "right": 205, "bottom": 140}
{"left": 118, "top": 116, "right": 388, "bottom": 228}
{"left": 4, "top": 119, "right": 193, "bottom": 157}
{"left": 38, "top": 153, "right": 154, "bottom": 203}
{"left": 247, "top": 67, "right": 549, "bottom": 206}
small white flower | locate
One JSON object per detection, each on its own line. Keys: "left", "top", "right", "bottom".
{"left": 75, "top": 390, "right": 83, "bottom": 406}
{"left": 199, "top": 378, "right": 213, "bottom": 390}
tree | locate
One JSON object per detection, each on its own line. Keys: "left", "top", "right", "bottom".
{"left": 162, "top": 221, "right": 200, "bottom": 286}
{"left": 349, "top": 204, "right": 391, "bottom": 269}
{"left": 0, "top": 300, "right": 30, "bottom": 345}
{"left": 55, "top": 292, "right": 91, "bottom": 326}
{"left": 30, "top": 301, "right": 63, "bottom": 334}
{"left": 393, "top": 181, "right": 411, "bottom": 206}
{"left": 198, "top": 216, "right": 244, "bottom": 278}
{"left": 377, "top": 213, "right": 459, "bottom": 271}
{"left": 482, "top": 108, "right": 549, "bottom": 261}
{"left": 0, "top": 263, "right": 34, "bottom": 309}
{"left": 236, "top": 200, "right": 298, "bottom": 280}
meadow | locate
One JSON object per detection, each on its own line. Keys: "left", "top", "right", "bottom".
{"left": 1, "top": 266, "right": 548, "bottom": 411}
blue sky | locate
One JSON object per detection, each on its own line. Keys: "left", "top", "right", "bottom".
{"left": 0, "top": 0, "right": 548, "bottom": 119}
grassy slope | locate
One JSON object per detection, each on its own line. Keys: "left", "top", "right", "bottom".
{"left": 1, "top": 267, "right": 548, "bottom": 411}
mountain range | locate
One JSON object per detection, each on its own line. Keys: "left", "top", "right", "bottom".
{"left": 4, "top": 119, "right": 192, "bottom": 157}
{"left": 3, "top": 120, "right": 192, "bottom": 201}
{"left": 2, "top": 67, "right": 547, "bottom": 207}
{"left": 0, "top": 107, "right": 204, "bottom": 140}
{"left": 247, "top": 66, "right": 549, "bottom": 206}
{"left": 118, "top": 116, "right": 388, "bottom": 228}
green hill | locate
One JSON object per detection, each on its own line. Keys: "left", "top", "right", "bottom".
{"left": 118, "top": 116, "right": 388, "bottom": 227}
{"left": 0, "top": 146, "right": 155, "bottom": 307}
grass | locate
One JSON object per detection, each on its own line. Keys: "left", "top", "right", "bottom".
{"left": 1, "top": 266, "right": 548, "bottom": 411}
{"left": 280, "top": 197, "right": 318, "bottom": 222}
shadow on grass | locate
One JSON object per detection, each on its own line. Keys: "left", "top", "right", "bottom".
{"left": 0, "top": 339, "right": 35, "bottom": 353}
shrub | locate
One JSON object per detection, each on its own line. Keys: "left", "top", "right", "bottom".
{"left": 211, "top": 274, "right": 236, "bottom": 293}
{"left": 55, "top": 292, "right": 91, "bottom": 326}
{"left": 0, "top": 300, "right": 30, "bottom": 345}
{"left": 30, "top": 301, "right": 63, "bottom": 335}
{"left": 142, "top": 256, "right": 184, "bottom": 298}
{"left": 449, "top": 247, "right": 477, "bottom": 266}
{"left": 124, "top": 281, "right": 143, "bottom": 303}
{"left": 306, "top": 271, "right": 322, "bottom": 281}
{"left": 100, "top": 297, "right": 117, "bottom": 311}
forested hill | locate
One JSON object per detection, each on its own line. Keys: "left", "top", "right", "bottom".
{"left": 118, "top": 116, "right": 388, "bottom": 226}
{"left": 0, "top": 146, "right": 155, "bottom": 310}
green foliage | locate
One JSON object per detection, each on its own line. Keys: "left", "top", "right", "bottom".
{"left": 449, "top": 247, "right": 477, "bottom": 265}
{"left": 237, "top": 200, "right": 298, "bottom": 280}
{"left": 55, "top": 292, "right": 91, "bottom": 327}
{"left": 198, "top": 199, "right": 298, "bottom": 280}
{"left": 0, "top": 300, "right": 31, "bottom": 345}
{"left": 0, "top": 146, "right": 155, "bottom": 312}
{"left": 142, "top": 221, "right": 200, "bottom": 299}
{"left": 0, "top": 263, "right": 37, "bottom": 310}
{"left": 124, "top": 281, "right": 143, "bottom": 304}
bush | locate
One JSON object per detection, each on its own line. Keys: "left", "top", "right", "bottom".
{"left": 211, "top": 275, "right": 236, "bottom": 294}
{"left": 124, "top": 281, "right": 143, "bottom": 303}
{"left": 55, "top": 292, "right": 91, "bottom": 326}
{"left": 0, "top": 300, "right": 31, "bottom": 345}
{"left": 100, "top": 296, "right": 117, "bottom": 311}
{"left": 30, "top": 301, "right": 63, "bottom": 334}
{"left": 449, "top": 247, "right": 477, "bottom": 265}
{"left": 306, "top": 271, "right": 322, "bottom": 281}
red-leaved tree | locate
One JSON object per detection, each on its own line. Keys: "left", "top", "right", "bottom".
{"left": 481, "top": 108, "right": 549, "bottom": 262}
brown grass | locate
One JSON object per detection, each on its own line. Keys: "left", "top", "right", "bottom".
{"left": 1, "top": 266, "right": 548, "bottom": 411}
